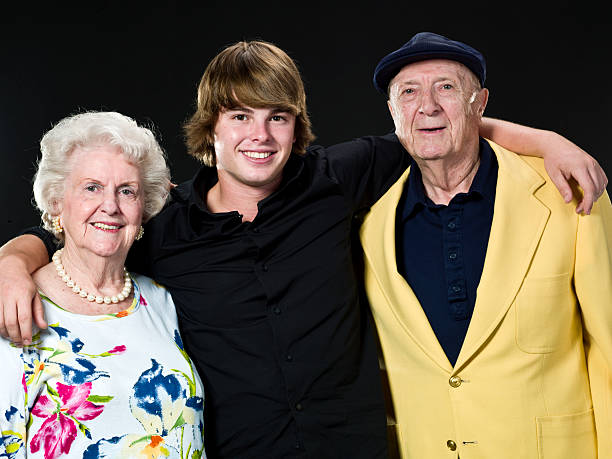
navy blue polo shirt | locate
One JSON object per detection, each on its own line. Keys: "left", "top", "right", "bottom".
{"left": 396, "top": 139, "right": 498, "bottom": 366}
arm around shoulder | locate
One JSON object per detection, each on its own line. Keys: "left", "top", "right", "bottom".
{"left": 0, "top": 234, "right": 50, "bottom": 344}
{"left": 480, "top": 117, "right": 608, "bottom": 214}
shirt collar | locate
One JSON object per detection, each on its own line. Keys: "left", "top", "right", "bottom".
{"left": 401, "top": 138, "right": 498, "bottom": 220}
{"left": 172, "top": 154, "right": 306, "bottom": 216}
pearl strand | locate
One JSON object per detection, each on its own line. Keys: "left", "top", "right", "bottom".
{"left": 52, "top": 248, "right": 132, "bottom": 305}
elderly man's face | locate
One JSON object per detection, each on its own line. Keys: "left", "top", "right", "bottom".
{"left": 387, "top": 59, "right": 488, "bottom": 163}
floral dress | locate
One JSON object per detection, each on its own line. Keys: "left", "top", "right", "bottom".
{"left": 0, "top": 274, "right": 205, "bottom": 459}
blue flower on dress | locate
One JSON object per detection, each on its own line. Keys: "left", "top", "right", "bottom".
{"left": 130, "top": 359, "right": 186, "bottom": 437}
{"left": 0, "top": 406, "right": 25, "bottom": 458}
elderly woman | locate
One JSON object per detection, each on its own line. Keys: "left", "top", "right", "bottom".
{"left": 0, "top": 112, "right": 205, "bottom": 458}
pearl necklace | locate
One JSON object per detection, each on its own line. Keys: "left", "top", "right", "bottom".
{"left": 52, "top": 248, "right": 132, "bottom": 305}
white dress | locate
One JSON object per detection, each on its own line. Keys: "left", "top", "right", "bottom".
{"left": 0, "top": 274, "right": 205, "bottom": 459}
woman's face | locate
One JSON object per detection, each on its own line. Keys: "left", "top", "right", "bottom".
{"left": 60, "top": 144, "right": 144, "bottom": 261}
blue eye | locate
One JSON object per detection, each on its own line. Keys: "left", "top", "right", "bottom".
{"left": 85, "top": 184, "right": 99, "bottom": 192}
{"left": 442, "top": 84, "right": 453, "bottom": 90}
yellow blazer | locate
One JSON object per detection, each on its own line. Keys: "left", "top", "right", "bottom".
{"left": 360, "top": 140, "right": 612, "bottom": 459}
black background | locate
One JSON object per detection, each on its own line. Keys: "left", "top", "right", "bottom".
{"left": 2, "top": 2, "right": 610, "bottom": 244}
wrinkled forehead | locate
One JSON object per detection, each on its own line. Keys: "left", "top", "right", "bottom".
{"left": 390, "top": 59, "right": 476, "bottom": 89}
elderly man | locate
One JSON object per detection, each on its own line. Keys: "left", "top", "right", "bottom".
{"left": 360, "top": 32, "right": 612, "bottom": 458}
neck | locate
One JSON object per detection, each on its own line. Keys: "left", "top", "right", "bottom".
{"left": 206, "top": 170, "right": 281, "bottom": 222}
{"left": 60, "top": 243, "right": 127, "bottom": 296}
{"left": 415, "top": 147, "right": 480, "bottom": 206}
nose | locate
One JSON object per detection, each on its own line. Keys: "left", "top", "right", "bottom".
{"left": 100, "top": 189, "right": 120, "bottom": 214}
{"left": 250, "top": 118, "right": 270, "bottom": 142}
{"left": 418, "top": 88, "right": 440, "bottom": 116}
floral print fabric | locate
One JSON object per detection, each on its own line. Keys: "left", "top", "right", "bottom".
{"left": 0, "top": 274, "right": 205, "bottom": 459}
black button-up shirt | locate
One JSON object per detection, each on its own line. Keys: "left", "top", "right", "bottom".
{"left": 396, "top": 139, "right": 498, "bottom": 366}
{"left": 126, "top": 134, "right": 410, "bottom": 458}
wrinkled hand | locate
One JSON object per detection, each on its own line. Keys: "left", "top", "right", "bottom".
{"left": 0, "top": 255, "right": 47, "bottom": 345}
{"left": 544, "top": 133, "right": 608, "bottom": 214}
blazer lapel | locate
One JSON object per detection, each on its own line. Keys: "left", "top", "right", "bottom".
{"left": 454, "top": 142, "right": 550, "bottom": 370}
{"left": 361, "top": 166, "right": 453, "bottom": 372}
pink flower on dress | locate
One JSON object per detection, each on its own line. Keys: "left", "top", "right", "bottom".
{"left": 139, "top": 295, "right": 148, "bottom": 306}
{"left": 30, "top": 382, "right": 105, "bottom": 459}
{"left": 107, "top": 345, "right": 127, "bottom": 355}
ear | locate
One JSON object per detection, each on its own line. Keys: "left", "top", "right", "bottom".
{"left": 387, "top": 99, "right": 396, "bottom": 119}
{"left": 476, "top": 88, "right": 489, "bottom": 117}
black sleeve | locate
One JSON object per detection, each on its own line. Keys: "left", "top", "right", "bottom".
{"left": 19, "top": 225, "right": 155, "bottom": 276}
{"left": 124, "top": 224, "right": 151, "bottom": 276}
{"left": 20, "top": 226, "right": 60, "bottom": 262}
{"left": 317, "top": 132, "right": 412, "bottom": 212}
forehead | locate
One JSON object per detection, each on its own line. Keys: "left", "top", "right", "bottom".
{"left": 68, "top": 144, "right": 140, "bottom": 180}
{"left": 390, "top": 59, "right": 473, "bottom": 86}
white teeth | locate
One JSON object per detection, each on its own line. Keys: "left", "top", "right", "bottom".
{"left": 242, "top": 151, "right": 272, "bottom": 159}
{"left": 93, "top": 223, "right": 120, "bottom": 230}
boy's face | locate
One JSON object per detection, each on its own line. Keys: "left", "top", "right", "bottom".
{"left": 213, "top": 105, "right": 296, "bottom": 192}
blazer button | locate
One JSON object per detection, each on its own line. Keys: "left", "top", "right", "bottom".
{"left": 447, "top": 440, "right": 457, "bottom": 451}
{"left": 449, "top": 376, "right": 462, "bottom": 388}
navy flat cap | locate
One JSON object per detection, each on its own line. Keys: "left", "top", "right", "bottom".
{"left": 373, "top": 32, "right": 486, "bottom": 96}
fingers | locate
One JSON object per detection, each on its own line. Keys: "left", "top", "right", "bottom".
{"left": 33, "top": 293, "right": 48, "bottom": 330}
{"left": 0, "top": 303, "right": 7, "bottom": 339}
{"left": 588, "top": 160, "right": 608, "bottom": 199}
{"left": 2, "top": 301, "right": 26, "bottom": 346}
{"left": 547, "top": 169, "right": 573, "bottom": 204}
{"left": 570, "top": 166, "right": 595, "bottom": 215}
{"left": 576, "top": 186, "right": 595, "bottom": 215}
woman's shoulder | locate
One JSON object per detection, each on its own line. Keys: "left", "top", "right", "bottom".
{"left": 131, "top": 273, "right": 177, "bottom": 314}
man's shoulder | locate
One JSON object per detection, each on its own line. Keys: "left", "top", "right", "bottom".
{"left": 305, "top": 133, "right": 400, "bottom": 156}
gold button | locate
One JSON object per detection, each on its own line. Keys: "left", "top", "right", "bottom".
{"left": 447, "top": 440, "right": 457, "bottom": 451}
{"left": 449, "top": 375, "right": 462, "bottom": 388}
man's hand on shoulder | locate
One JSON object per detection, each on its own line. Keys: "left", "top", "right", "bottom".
{"left": 0, "top": 235, "right": 49, "bottom": 345}
{"left": 543, "top": 131, "right": 608, "bottom": 215}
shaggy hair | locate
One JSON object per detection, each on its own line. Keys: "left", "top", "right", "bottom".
{"left": 183, "top": 40, "right": 315, "bottom": 166}
{"left": 33, "top": 111, "right": 170, "bottom": 238}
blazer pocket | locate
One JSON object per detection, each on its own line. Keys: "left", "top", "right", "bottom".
{"left": 536, "top": 409, "right": 596, "bottom": 459}
{"left": 515, "top": 274, "right": 573, "bottom": 353}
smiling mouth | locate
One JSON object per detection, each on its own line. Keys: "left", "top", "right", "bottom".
{"left": 91, "top": 223, "right": 122, "bottom": 231}
{"left": 241, "top": 151, "right": 274, "bottom": 159}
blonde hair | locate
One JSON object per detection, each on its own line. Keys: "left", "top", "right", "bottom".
{"left": 183, "top": 40, "right": 315, "bottom": 166}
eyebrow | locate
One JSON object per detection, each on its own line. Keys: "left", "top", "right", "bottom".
{"left": 79, "top": 178, "right": 140, "bottom": 187}
{"left": 226, "top": 106, "right": 291, "bottom": 114}
{"left": 397, "top": 76, "right": 459, "bottom": 86}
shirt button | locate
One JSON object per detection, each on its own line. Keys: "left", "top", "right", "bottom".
{"left": 449, "top": 376, "right": 462, "bottom": 388}
{"left": 295, "top": 403, "right": 303, "bottom": 411}
{"left": 452, "top": 285, "right": 461, "bottom": 293}
{"left": 447, "top": 221, "right": 456, "bottom": 229}
{"left": 449, "top": 252, "right": 457, "bottom": 260}
{"left": 286, "top": 354, "right": 293, "bottom": 362}
{"left": 253, "top": 228, "right": 259, "bottom": 233}
{"left": 262, "top": 264, "right": 268, "bottom": 272}
{"left": 447, "top": 440, "right": 457, "bottom": 451}
{"left": 272, "top": 306, "right": 281, "bottom": 315}
{"left": 294, "top": 442, "right": 301, "bottom": 450}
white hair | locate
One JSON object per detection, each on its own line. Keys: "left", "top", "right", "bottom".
{"left": 33, "top": 111, "right": 171, "bottom": 237}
